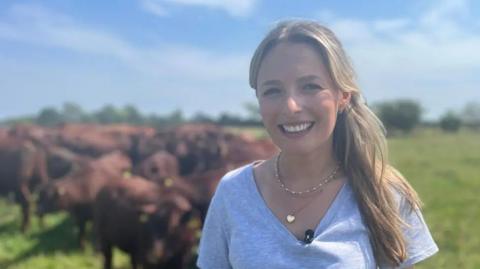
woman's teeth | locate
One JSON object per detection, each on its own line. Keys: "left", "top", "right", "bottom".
{"left": 281, "top": 122, "right": 313, "bottom": 133}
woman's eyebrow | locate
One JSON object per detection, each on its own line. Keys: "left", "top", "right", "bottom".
{"left": 298, "top": 75, "right": 330, "bottom": 89}
{"left": 260, "top": 80, "right": 282, "bottom": 87}
{"left": 297, "top": 75, "right": 322, "bottom": 83}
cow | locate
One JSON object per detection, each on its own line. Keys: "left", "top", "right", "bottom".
{"left": 133, "top": 151, "right": 179, "bottom": 184}
{"left": 44, "top": 145, "right": 90, "bottom": 180}
{"left": 94, "top": 176, "right": 201, "bottom": 269}
{"left": 0, "top": 123, "right": 92, "bottom": 232}
{"left": 222, "top": 133, "right": 277, "bottom": 166}
{"left": 36, "top": 151, "right": 132, "bottom": 247}
{"left": 163, "top": 124, "right": 228, "bottom": 175}
{"left": 0, "top": 127, "right": 8, "bottom": 140}
{"left": 56, "top": 123, "right": 155, "bottom": 160}
{"left": 0, "top": 135, "right": 50, "bottom": 232}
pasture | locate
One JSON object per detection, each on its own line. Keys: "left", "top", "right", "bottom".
{"left": 0, "top": 127, "right": 478, "bottom": 268}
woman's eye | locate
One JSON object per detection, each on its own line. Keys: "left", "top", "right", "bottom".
{"left": 303, "top": 83, "right": 322, "bottom": 91}
{"left": 262, "top": 88, "right": 280, "bottom": 96}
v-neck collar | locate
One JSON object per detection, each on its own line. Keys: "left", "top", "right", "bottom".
{"left": 246, "top": 162, "right": 348, "bottom": 245}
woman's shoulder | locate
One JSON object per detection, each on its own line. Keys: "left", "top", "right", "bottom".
{"left": 214, "top": 162, "right": 256, "bottom": 196}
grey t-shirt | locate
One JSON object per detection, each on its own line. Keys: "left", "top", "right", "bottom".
{"left": 196, "top": 163, "right": 439, "bottom": 269}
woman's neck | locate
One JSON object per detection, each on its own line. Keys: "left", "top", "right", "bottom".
{"left": 278, "top": 148, "right": 339, "bottom": 190}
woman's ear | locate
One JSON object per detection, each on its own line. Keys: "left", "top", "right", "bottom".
{"left": 338, "top": 91, "right": 351, "bottom": 113}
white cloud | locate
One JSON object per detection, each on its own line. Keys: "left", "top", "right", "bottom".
{"left": 139, "top": 0, "right": 257, "bottom": 17}
{"left": 0, "top": 3, "right": 254, "bottom": 119}
{"left": 0, "top": 3, "right": 250, "bottom": 82}
{"left": 139, "top": 0, "right": 169, "bottom": 17}
{"left": 420, "top": 0, "right": 469, "bottom": 26}
{"left": 318, "top": 0, "right": 480, "bottom": 118}
{"left": 372, "top": 18, "right": 410, "bottom": 32}
{"left": 0, "top": 4, "right": 137, "bottom": 61}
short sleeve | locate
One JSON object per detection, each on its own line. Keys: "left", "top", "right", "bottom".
{"left": 196, "top": 182, "right": 232, "bottom": 269}
{"left": 391, "top": 198, "right": 439, "bottom": 268}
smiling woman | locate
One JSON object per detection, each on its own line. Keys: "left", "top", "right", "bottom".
{"left": 196, "top": 19, "right": 439, "bottom": 269}
{"left": 255, "top": 41, "right": 349, "bottom": 156}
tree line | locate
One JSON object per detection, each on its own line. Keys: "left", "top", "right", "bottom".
{"left": 1, "top": 100, "right": 479, "bottom": 134}
{"left": 0, "top": 102, "right": 263, "bottom": 129}
{"left": 373, "top": 100, "right": 480, "bottom": 134}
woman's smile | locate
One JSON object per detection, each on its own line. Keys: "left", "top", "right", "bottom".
{"left": 278, "top": 121, "right": 315, "bottom": 139}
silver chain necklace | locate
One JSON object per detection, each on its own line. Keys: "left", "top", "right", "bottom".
{"left": 274, "top": 152, "right": 340, "bottom": 224}
{"left": 274, "top": 152, "right": 340, "bottom": 196}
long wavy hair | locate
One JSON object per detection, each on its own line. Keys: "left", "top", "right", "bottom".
{"left": 249, "top": 19, "right": 422, "bottom": 267}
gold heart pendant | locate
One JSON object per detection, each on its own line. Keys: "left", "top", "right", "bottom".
{"left": 286, "top": 215, "right": 295, "bottom": 223}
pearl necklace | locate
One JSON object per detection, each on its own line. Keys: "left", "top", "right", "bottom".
{"left": 274, "top": 152, "right": 340, "bottom": 223}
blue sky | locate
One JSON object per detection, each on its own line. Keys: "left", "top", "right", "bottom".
{"left": 0, "top": 0, "right": 479, "bottom": 120}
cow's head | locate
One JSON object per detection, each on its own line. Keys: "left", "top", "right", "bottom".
{"left": 36, "top": 182, "right": 70, "bottom": 215}
{"left": 137, "top": 193, "right": 198, "bottom": 266}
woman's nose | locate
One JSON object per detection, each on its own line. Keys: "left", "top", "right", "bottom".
{"left": 285, "top": 94, "right": 302, "bottom": 113}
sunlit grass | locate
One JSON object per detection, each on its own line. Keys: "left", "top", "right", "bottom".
{"left": 0, "top": 200, "right": 130, "bottom": 269}
{"left": 388, "top": 128, "right": 480, "bottom": 268}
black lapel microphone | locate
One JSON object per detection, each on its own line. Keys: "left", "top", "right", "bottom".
{"left": 303, "top": 229, "right": 314, "bottom": 244}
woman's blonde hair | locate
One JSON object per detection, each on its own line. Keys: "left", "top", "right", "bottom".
{"left": 249, "top": 19, "right": 422, "bottom": 267}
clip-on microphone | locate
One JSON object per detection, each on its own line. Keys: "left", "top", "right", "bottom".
{"left": 303, "top": 229, "right": 314, "bottom": 244}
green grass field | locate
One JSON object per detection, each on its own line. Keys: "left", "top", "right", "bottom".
{"left": 0, "top": 128, "right": 478, "bottom": 268}
{"left": 388, "top": 129, "right": 480, "bottom": 268}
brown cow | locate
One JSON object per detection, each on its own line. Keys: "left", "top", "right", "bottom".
{"left": 0, "top": 127, "right": 8, "bottom": 140}
{"left": 56, "top": 124, "right": 127, "bottom": 157}
{"left": 0, "top": 124, "right": 89, "bottom": 231}
{"left": 181, "top": 167, "right": 228, "bottom": 222}
{"left": 141, "top": 164, "right": 227, "bottom": 222}
{"left": 130, "top": 131, "right": 168, "bottom": 164}
{"left": 94, "top": 176, "right": 201, "bottom": 269}
{"left": 133, "top": 151, "right": 179, "bottom": 184}
{"left": 164, "top": 124, "right": 276, "bottom": 176}
{"left": 44, "top": 145, "right": 90, "bottom": 179}
{"left": 36, "top": 151, "right": 132, "bottom": 247}
{"left": 0, "top": 135, "right": 49, "bottom": 232}
{"left": 57, "top": 123, "right": 154, "bottom": 159}
{"left": 165, "top": 123, "right": 228, "bottom": 175}
{"left": 223, "top": 134, "right": 277, "bottom": 166}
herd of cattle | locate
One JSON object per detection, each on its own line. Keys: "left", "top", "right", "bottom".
{"left": 0, "top": 123, "right": 277, "bottom": 269}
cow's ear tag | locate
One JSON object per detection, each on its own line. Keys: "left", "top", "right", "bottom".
{"left": 164, "top": 178, "right": 174, "bottom": 188}
{"left": 195, "top": 230, "right": 202, "bottom": 240}
{"left": 187, "top": 217, "right": 201, "bottom": 230}
{"left": 57, "top": 186, "right": 66, "bottom": 196}
{"left": 123, "top": 171, "right": 132, "bottom": 179}
{"left": 139, "top": 213, "right": 149, "bottom": 223}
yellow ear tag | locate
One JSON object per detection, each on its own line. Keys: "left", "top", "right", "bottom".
{"left": 187, "top": 217, "right": 201, "bottom": 230}
{"left": 123, "top": 171, "right": 132, "bottom": 179}
{"left": 139, "top": 213, "right": 149, "bottom": 223}
{"left": 164, "top": 178, "right": 174, "bottom": 188}
{"left": 58, "top": 187, "right": 66, "bottom": 196}
{"left": 195, "top": 230, "right": 202, "bottom": 240}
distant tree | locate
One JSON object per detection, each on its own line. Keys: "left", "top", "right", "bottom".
{"left": 61, "top": 102, "right": 86, "bottom": 123}
{"left": 94, "top": 105, "right": 122, "bottom": 124}
{"left": 2, "top": 117, "right": 35, "bottom": 127}
{"left": 166, "top": 109, "right": 185, "bottom": 126}
{"left": 439, "top": 111, "right": 461, "bottom": 133}
{"left": 123, "top": 105, "right": 144, "bottom": 125}
{"left": 145, "top": 114, "right": 167, "bottom": 130}
{"left": 218, "top": 112, "right": 249, "bottom": 126}
{"left": 374, "top": 99, "right": 422, "bottom": 134}
{"left": 36, "top": 107, "right": 64, "bottom": 127}
{"left": 191, "top": 112, "right": 214, "bottom": 123}
{"left": 462, "top": 102, "right": 480, "bottom": 129}
{"left": 244, "top": 102, "right": 261, "bottom": 122}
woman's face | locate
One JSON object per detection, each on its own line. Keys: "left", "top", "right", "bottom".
{"left": 256, "top": 42, "right": 349, "bottom": 155}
